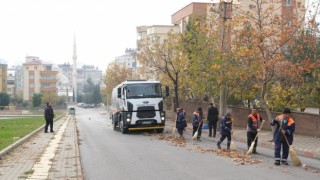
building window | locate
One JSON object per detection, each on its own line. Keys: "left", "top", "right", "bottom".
{"left": 34, "top": 66, "right": 37, "bottom": 69}
{"left": 30, "top": 83, "right": 34, "bottom": 88}
{"left": 285, "top": 0, "right": 291, "bottom": 6}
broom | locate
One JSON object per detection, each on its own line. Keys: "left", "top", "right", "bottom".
{"left": 282, "top": 129, "right": 302, "bottom": 166}
{"left": 247, "top": 120, "right": 265, "bottom": 155}
{"left": 230, "top": 119, "right": 237, "bottom": 151}
{"left": 192, "top": 119, "right": 203, "bottom": 140}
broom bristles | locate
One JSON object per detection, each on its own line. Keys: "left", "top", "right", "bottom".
{"left": 192, "top": 131, "right": 198, "bottom": 140}
{"left": 172, "top": 127, "right": 176, "bottom": 134}
{"left": 289, "top": 147, "right": 302, "bottom": 166}
{"left": 246, "top": 142, "right": 255, "bottom": 155}
{"left": 230, "top": 141, "right": 237, "bottom": 151}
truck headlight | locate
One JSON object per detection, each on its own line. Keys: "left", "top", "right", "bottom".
{"left": 126, "top": 113, "right": 131, "bottom": 122}
{"left": 160, "top": 111, "right": 165, "bottom": 122}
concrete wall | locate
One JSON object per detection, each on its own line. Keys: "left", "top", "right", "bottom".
{"left": 171, "top": 100, "right": 320, "bottom": 137}
{"left": 228, "top": 106, "right": 320, "bottom": 137}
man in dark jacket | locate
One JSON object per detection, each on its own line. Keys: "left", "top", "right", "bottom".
{"left": 217, "top": 111, "right": 232, "bottom": 150}
{"left": 192, "top": 107, "right": 204, "bottom": 141}
{"left": 44, "top": 102, "right": 55, "bottom": 133}
{"left": 176, "top": 108, "right": 187, "bottom": 137}
{"left": 270, "top": 108, "right": 295, "bottom": 166}
{"left": 207, "top": 103, "right": 219, "bottom": 137}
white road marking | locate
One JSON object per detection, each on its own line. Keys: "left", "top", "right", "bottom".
{"left": 26, "top": 116, "right": 71, "bottom": 180}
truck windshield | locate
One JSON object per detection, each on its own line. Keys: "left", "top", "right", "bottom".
{"left": 126, "top": 83, "right": 162, "bottom": 99}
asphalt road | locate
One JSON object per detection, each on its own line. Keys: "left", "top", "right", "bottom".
{"left": 76, "top": 107, "right": 320, "bottom": 180}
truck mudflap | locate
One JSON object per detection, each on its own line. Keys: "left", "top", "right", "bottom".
{"left": 128, "top": 126, "right": 165, "bottom": 131}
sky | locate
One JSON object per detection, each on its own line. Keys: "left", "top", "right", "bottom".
{"left": 0, "top": 0, "right": 318, "bottom": 73}
{"left": 0, "top": 0, "right": 211, "bottom": 72}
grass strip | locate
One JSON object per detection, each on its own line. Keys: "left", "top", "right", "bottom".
{"left": 0, "top": 117, "right": 45, "bottom": 151}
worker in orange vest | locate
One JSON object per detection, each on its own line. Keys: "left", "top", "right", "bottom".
{"left": 247, "top": 107, "right": 264, "bottom": 154}
{"left": 270, "top": 108, "right": 295, "bottom": 166}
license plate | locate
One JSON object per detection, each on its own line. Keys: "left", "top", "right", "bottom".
{"left": 142, "top": 121, "right": 152, "bottom": 125}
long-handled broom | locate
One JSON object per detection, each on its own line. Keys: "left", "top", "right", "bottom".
{"left": 247, "top": 120, "right": 265, "bottom": 155}
{"left": 192, "top": 119, "right": 203, "bottom": 140}
{"left": 230, "top": 119, "right": 237, "bottom": 151}
{"left": 282, "top": 129, "right": 302, "bottom": 166}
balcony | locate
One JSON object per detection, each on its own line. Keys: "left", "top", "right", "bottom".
{"left": 40, "top": 79, "right": 57, "bottom": 83}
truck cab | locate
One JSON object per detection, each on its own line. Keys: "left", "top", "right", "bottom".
{"left": 111, "top": 80, "right": 169, "bottom": 134}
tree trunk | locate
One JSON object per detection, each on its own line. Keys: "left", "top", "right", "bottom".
{"left": 174, "top": 73, "right": 179, "bottom": 109}
{"left": 260, "top": 80, "right": 274, "bottom": 141}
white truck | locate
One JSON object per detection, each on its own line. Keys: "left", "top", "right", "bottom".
{"left": 111, "top": 80, "right": 169, "bottom": 134}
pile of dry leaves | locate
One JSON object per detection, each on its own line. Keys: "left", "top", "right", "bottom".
{"left": 155, "top": 133, "right": 262, "bottom": 165}
{"left": 157, "top": 134, "right": 186, "bottom": 147}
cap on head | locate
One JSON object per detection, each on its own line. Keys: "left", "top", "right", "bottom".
{"left": 197, "top": 107, "right": 202, "bottom": 112}
{"left": 225, "top": 110, "right": 232, "bottom": 117}
{"left": 283, "top": 108, "right": 291, "bottom": 114}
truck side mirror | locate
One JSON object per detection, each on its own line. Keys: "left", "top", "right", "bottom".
{"left": 117, "top": 88, "right": 121, "bottom": 98}
{"left": 165, "top": 86, "right": 170, "bottom": 97}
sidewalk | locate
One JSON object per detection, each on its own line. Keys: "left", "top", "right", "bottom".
{"left": 0, "top": 115, "right": 83, "bottom": 180}
{"left": 166, "top": 121, "right": 320, "bottom": 160}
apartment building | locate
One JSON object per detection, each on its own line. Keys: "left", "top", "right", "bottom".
{"left": 22, "top": 56, "right": 58, "bottom": 101}
{"left": 7, "top": 67, "right": 15, "bottom": 97}
{"left": 115, "top": 48, "right": 137, "bottom": 69}
{"left": 0, "top": 60, "right": 7, "bottom": 93}
{"left": 58, "top": 63, "right": 102, "bottom": 96}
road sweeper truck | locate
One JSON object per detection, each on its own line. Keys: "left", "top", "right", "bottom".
{"left": 111, "top": 80, "right": 169, "bottom": 134}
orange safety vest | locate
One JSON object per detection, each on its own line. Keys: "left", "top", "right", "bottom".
{"left": 247, "top": 113, "right": 261, "bottom": 131}
{"left": 276, "top": 114, "right": 294, "bottom": 126}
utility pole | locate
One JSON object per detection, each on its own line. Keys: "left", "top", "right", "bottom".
{"left": 219, "top": 0, "right": 232, "bottom": 117}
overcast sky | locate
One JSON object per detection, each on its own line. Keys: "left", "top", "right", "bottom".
{"left": 0, "top": 0, "right": 318, "bottom": 72}
{"left": 0, "top": 0, "right": 211, "bottom": 72}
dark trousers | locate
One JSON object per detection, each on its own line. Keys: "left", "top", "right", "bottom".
{"left": 208, "top": 121, "right": 217, "bottom": 137}
{"left": 193, "top": 126, "right": 202, "bottom": 139}
{"left": 247, "top": 131, "right": 258, "bottom": 150}
{"left": 45, "top": 118, "right": 53, "bottom": 132}
{"left": 218, "top": 134, "right": 231, "bottom": 144}
{"left": 275, "top": 139, "right": 289, "bottom": 162}
{"left": 177, "top": 128, "right": 184, "bottom": 136}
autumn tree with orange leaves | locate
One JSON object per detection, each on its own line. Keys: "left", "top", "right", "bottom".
{"left": 103, "top": 62, "right": 134, "bottom": 105}
{"left": 138, "top": 32, "right": 185, "bottom": 108}
{"left": 229, "top": 0, "right": 309, "bottom": 121}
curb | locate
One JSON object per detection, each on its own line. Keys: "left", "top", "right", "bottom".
{"left": 73, "top": 116, "right": 84, "bottom": 180}
{"left": 0, "top": 115, "right": 65, "bottom": 159}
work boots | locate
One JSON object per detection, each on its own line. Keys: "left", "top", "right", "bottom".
{"left": 227, "top": 142, "right": 231, "bottom": 150}
{"left": 217, "top": 141, "right": 221, "bottom": 149}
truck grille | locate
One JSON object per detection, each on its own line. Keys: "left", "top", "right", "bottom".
{"left": 137, "top": 106, "right": 156, "bottom": 118}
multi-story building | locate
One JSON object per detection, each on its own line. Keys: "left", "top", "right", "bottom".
{"left": 136, "top": 25, "right": 180, "bottom": 80}
{"left": 137, "top": 25, "right": 180, "bottom": 47}
{"left": 58, "top": 63, "right": 103, "bottom": 96}
{"left": 14, "top": 65, "right": 23, "bottom": 95}
{"left": 172, "top": 1, "right": 306, "bottom": 51}
{"left": 7, "top": 67, "right": 15, "bottom": 98}
{"left": 115, "top": 48, "right": 137, "bottom": 69}
{"left": 171, "top": 2, "right": 210, "bottom": 33}
{"left": 22, "top": 56, "right": 58, "bottom": 101}
{"left": 0, "top": 60, "right": 7, "bottom": 93}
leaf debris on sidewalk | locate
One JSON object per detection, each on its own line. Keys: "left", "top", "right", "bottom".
{"left": 154, "top": 133, "right": 262, "bottom": 165}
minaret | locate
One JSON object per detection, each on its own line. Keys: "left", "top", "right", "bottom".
{"left": 72, "top": 34, "right": 77, "bottom": 102}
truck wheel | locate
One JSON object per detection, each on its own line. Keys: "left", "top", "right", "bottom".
{"left": 156, "top": 128, "right": 164, "bottom": 133}
{"left": 119, "top": 120, "right": 128, "bottom": 134}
